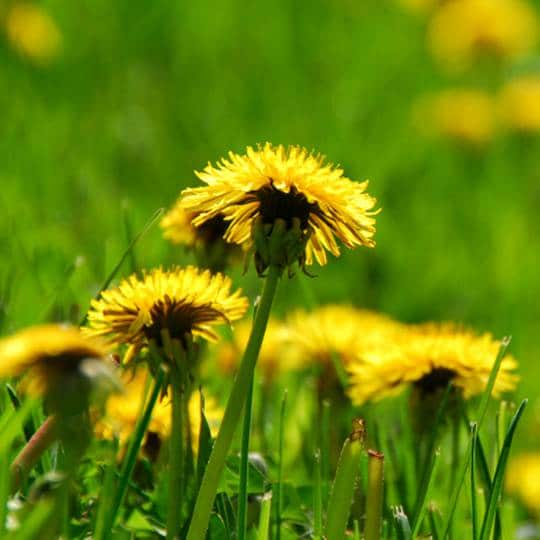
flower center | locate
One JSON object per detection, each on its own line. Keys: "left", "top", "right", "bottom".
{"left": 256, "top": 184, "right": 317, "bottom": 229}
{"left": 144, "top": 296, "right": 224, "bottom": 347}
{"left": 415, "top": 367, "right": 455, "bottom": 394}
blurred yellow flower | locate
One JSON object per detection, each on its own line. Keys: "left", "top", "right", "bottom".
{"left": 428, "top": 0, "right": 538, "bottom": 71}
{"left": 413, "top": 90, "right": 496, "bottom": 145}
{"left": 216, "top": 318, "right": 297, "bottom": 382}
{"left": 506, "top": 453, "right": 540, "bottom": 513}
{"left": 498, "top": 76, "right": 540, "bottom": 133}
{"left": 287, "top": 304, "right": 403, "bottom": 369}
{"left": 5, "top": 3, "right": 62, "bottom": 65}
{"left": 97, "top": 368, "right": 222, "bottom": 455}
{"left": 179, "top": 143, "right": 378, "bottom": 267}
{"left": 346, "top": 323, "right": 518, "bottom": 405}
{"left": 0, "top": 324, "right": 109, "bottom": 398}
{"left": 84, "top": 266, "right": 248, "bottom": 361}
{"left": 161, "top": 204, "right": 228, "bottom": 249}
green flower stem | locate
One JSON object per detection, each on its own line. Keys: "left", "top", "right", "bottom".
{"left": 187, "top": 264, "right": 282, "bottom": 540}
{"left": 107, "top": 367, "right": 165, "bottom": 531}
{"left": 167, "top": 362, "right": 188, "bottom": 539}
{"left": 10, "top": 414, "right": 59, "bottom": 492}
{"left": 236, "top": 376, "right": 254, "bottom": 540}
{"left": 365, "top": 450, "right": 384, "bottom": 540}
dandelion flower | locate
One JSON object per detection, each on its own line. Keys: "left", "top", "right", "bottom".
{"left": 506, "top": 453, "right": 540, "bottom": 514}
{"left": 498, "top": 76, "right": 540, "bottom": 133}
{"left": 428, "top": 0, "right": 538, "bottom": 71}
{"left": 179, "top": 143, "right": 378, "bottom": 271}
{"left": 0, "top": 324, "right": 113, "bottom": 413}
{"left": 84, "top": 266, "right": 248, "bottom": 362}
{"left": 346, "top": 323, "right": 518, "bottom": 406}
{"left": 5, "top": 3, "right": 62, "bottom": 65}
{"left": 413, "top": 90, "right": 496, "bottom": 145}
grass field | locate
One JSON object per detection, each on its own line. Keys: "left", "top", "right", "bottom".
{"left": 1, "top": 0, "right": 540, "bottom": 538}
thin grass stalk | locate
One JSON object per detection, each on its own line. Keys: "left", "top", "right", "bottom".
{"left": 365, "top": 450, "right": 384, "bottom": 540}
{"left": 186, "top": 264, "right": 281, "bottom": 540}
{"left": 109, "top": 367, "right": 165, "bottom": 529}
{"left": 479, "top": 399, "right": 527, "bottom": 540}
{"left": 321, "top": 399, "right": 331, "bottom": 505}
{"left": 470, "top": 423, "right": 479, "bottom": 540}
{"left": 236, "top": 377, "right": 254, "bottom": 540}
{"left": 313, "top": 450, "right": 323, "bottom": 540}
{"left": 411, "top": 449, "right": 440, "bottom": 538}
{"left": 442, "top": 338, "right": 510, "bottom": 537}
{"left": 0, "top": 450, "right": 9, "bottom": 537}
{"left": 94, "top": 438, "right": 120, "bottom": 540}
{"left": 276, "top": 390, "right": 287, "bottom": 540}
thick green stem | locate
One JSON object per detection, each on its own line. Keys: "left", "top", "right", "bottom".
{"left": 365, "top": 450, "right": 384, "bottom": 540}
{"left": 186, "top": 264, "right": 281, "bottom": 540}
{"left": 167, "top": 367, "right": 186, "bottom": 539}
{"left": 237, "top": 376, "right": 254, "bottom": 540}
{"left": 10, "top": 415, "right": 59, "bottom": 492}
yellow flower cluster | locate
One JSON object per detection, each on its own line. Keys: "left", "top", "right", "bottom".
{"left": 428, "top": 0, "right": 537, "bottom": 71}
{"left": 498, "top": 76, "right": 540, "bottom": 133}
{"left": 4, "top": 3, "right": 62, "bottom": 65}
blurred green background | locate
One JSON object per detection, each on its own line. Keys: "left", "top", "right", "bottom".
{"left": 1, "top": 0, "right": 539, "bottom": 410}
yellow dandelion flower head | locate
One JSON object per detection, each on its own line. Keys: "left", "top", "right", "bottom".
{"left": 287, "top": 305, "right": 403, "bottom": 369}
{"left": 346, "top": 322, "right": 518, "bottom": 406}
{"left": 96, "top": 367, "right": 171, "bottom": 444}
{"left": 498, "top": 75, "right": 540, "bottom": 133}
{"left": 5, "top": 3, "right": 62, "bottom": 65}
{"left": 0, "top": 324, "right": 110, "bottom": 397}
{"left": 413, "top": 90, "right": 496, "bottom": 145}
{"left": 506, "top": 453, "right": 540, "bottom": 513}
{"left": 428, "top": 0, "right": 538, "bottom": 71}
{"left": 179, "top": 143, "right": 378, "bottom": 267}
{"left": 160, "top": 202, "right": 229, "bottom": 249}
{"left": 84, "top": 266, "right": 248, "bottom": 359}
{"left": 216, "top": 318, "right": 297, "bottom": 381}
{"left": 189, "top": 391, "right": 223, "bottom": 455}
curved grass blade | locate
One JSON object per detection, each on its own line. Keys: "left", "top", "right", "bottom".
{"left": 470, "top": 423, "right": 479, "bottom": 540}
{"left": 80, "top": 207, "right": 163, "bottom": 325}
{"left": 479, "top": 399, "right": 527, "bottom": 540}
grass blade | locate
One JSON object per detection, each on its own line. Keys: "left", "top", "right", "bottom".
{"left": 365, "top": 450, "right": 384, "bottom": 540}
{"left": 325, "top": 420, "right": 364, "bottom": 540}
{"left": 393, "top": 506, "right": 412, "bottom": 540}
{"left": 275, "top": 390, "right": 287, "bottom": 540}
{"left": 479, "top": 399, "right": 527, "bottom": 540}
{"left": 257, "top": 492, "right": 272, "bottom": 540}
{"left": 80, "top": 207, "right": 163, "bottom": 325}
{"left": 470, "top": 422, "right": 479, "bottom": 540}
{"left": 313, "top": 450, "right": 323, "bottom": 539}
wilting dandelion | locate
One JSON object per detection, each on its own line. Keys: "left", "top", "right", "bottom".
{"left": 413, "top": 90, "right": 496, "bottom": 145}
{"left": 506, "top": 453, "right": 540, "bottom": 514}
{"left": 179, "top": 143, "right": 378, "bottom": 273}
{"left": 346, "top": 323, "right": 518, "bottom": 406}
{"left": 428, "top": 0, "right": 538, "bottom": 71}
{"left": 5, "top": 3, "right": 62, "bottom": 65}
{"left": 498, "top": 75, "right": 540, "bottom": 134}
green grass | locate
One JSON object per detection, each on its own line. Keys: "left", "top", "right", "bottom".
{"left": 0, "top": 0, "right": 539, "bottom": 537}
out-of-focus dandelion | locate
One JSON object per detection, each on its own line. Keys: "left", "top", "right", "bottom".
{"left": 506, "top": 453, "right": 540, "bottom": 514}
{"left": 413, "top": 89, "right": 496, "bottom": 145}
{"left": 179, "top": 143, "right": 378, "bottom": 273}
{"left": 427, "top": 0, "right": 538, "bottom": 71}
{"left": 498, "top": 75, "right": 540, "bottom": 133}
{"left": 160, "top": 204, "right": 237, "bottom": 271}
{"left": 0, "top": 324, "right": 117, "bottom": 491}
{"left": 346, "top": 323, "right": 518, "bottom": 406}
{"left": 5, "top": 3, "right": 62, "bottom": 65}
